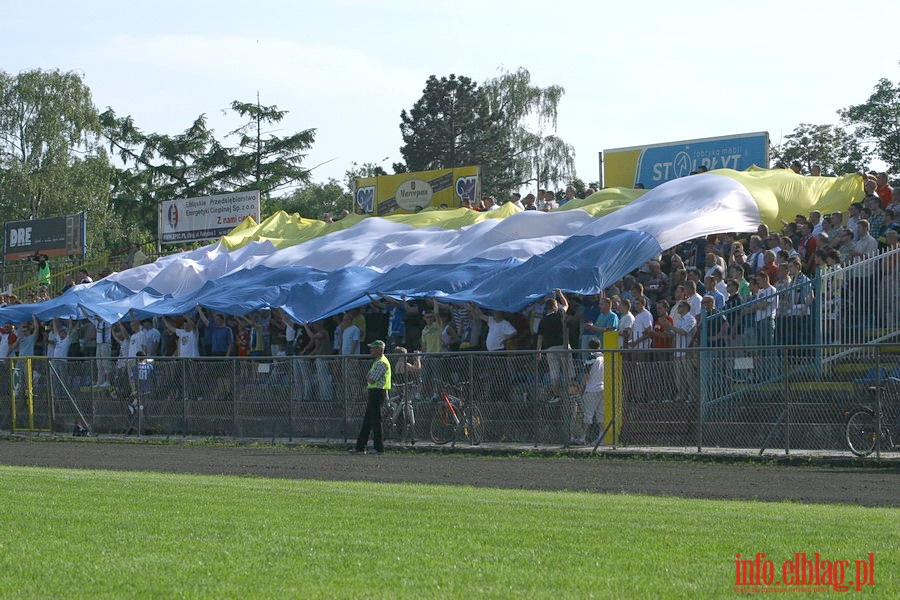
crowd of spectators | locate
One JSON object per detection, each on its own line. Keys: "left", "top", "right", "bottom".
{"left": 1, "top": 174, "right": 897, "bottom": 399}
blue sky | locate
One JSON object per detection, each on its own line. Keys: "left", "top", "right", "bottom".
{"left": 6, "top": 0, "right": 898, "bottom": 189}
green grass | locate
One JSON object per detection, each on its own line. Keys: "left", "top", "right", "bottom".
{"left": 0, "top": 466, "right": 896, "bottom": 599}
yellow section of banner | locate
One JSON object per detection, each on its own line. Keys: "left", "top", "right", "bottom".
{"left": 356, "top": 166, "right": 481, "bottom": 215}
{"left": 602, "top": 148, "right": 643, "bottom": 188}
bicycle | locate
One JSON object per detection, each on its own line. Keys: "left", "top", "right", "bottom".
{"left": 430, "top": 381, "right": 483, "bottom": 446}
{"left": 845, "top": 381, "right": 899, "bottom": 457}
{"left": 381, "top": 381, "right": 417, "bottom": 444}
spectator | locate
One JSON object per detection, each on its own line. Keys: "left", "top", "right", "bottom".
{"left": 164, "top": 315, "right": 200, "bottom": 358}
{"left": 876, "top": 172, "right": 893, "bottom": 209}
{"left": 586, "top": 297, "right": 618, "bottom": 341}
{"left": 649, "top": 300, "right": 674, "bottom": 357}
{"left": 535, "top": 289, "right": 575, "bottom": 402}
{"left": 337, "top": 312, "right": 361, "bottom": 356}
{"left": 470, "top": 305, "right": 517, "bottom": 352}
{"left": 419, "top": 301, "right": 443, "bottom": 354}
{"left": 571, "top": 337, "right": 604, "bottom": 446}
{"left": 668, "top": 302, "right": 697, "bottom": 403}
{"left": 630, "top": 297, "right": 654, "bottom": 350}
{"left": 393, "top": 346, "right": 422, "bottom": 384}
{"left": 616, "top": 299, "right": 635, "bottom": 348}
{"left": 197, "top": 307, "right": 234, "bottom": 356}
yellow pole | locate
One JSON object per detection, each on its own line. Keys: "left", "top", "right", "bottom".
{"left": 26, "top": 358, "right": 34, "bottom": 431}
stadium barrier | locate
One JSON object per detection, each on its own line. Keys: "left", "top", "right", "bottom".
{"left": 3, "top": 342, "right": 898, "bottom": 454}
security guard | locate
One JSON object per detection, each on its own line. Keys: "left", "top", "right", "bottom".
{"left": 350, "top": 340, "right": 391, "bottom": 454}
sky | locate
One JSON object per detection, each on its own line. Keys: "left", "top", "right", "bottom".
{"left": 5, "top": 0, "right": 898, "bottom": 192}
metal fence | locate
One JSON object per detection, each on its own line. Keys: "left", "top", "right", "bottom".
{"left": 698, "top": 244, "right": 900, "bottom": 354}
{"left": 3, "top": 343, "right": 898, "bottom": 454}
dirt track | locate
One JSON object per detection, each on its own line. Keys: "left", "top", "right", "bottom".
{"left": 0, "top": 439, "right": 897, "bottom": 507}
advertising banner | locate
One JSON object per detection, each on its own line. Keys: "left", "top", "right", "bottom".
{"left": 603, "top": 132, "right": 769, "bottom": 189}
{"left": 4, "top": 213, "right": 86, "bottom": 261}
{"left": 159, "top": 191, "right": 260, "bottom": 245}
{"left": 354, "top": 166, "right": 481, "bottom": 215}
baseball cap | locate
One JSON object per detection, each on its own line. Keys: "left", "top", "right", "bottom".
{"left": 368, "top": 340, "right": 386, "bottom": 348}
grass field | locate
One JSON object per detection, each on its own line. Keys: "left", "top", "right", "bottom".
{"left": 0, "top": 465, "right": 895, "bottom": 599}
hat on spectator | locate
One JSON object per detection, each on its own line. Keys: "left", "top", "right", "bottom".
{"left": 368, "top": 340, "right": 386, "bottom": 348}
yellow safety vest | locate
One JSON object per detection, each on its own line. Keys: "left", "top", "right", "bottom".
{"left": 366, "top": 355, "right": 392, "bottom": 390}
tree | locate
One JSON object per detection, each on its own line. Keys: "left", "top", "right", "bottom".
{"left": 770, "top": 123, "right": 870, "bottom": 175}
{"left": 101, "top": 109, "right": 226, "bottom": 240}
{"left": 0, "top": 69, "right": 104, "bottom": 218}
{"left": 221, "top": 97, "right": 316, "bottom": 199}
{"left": 839, "top": 64, "right": 900, "bottom": 173}
{"left": 399, "top": 74, "right": 502, "bottom": 175}
{"left": 101, "top": 96, "right": 317, "bottom": 241}
{"left": 344, "top": 160, "right": 388, "bottom": 192}
{"left": 480, "top": 68, "right": 575, "bottom": 193}
{"left": 397, "top": 69, "right": 575, "bottom": 197}
{"left": 275, "top": 179, "right": 352, "bottom": 220}
{"left": 0, "top": 69, "right": 126, "bottom": 255}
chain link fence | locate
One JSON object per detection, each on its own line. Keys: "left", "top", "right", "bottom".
{"left": 2, "top": 343, "right": 898, "bottom": 453}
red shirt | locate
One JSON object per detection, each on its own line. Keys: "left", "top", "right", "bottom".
{"left": 652, "top": 316, "right": 674, "bottom": 349}
{"left": 877, "top": 184, "right": 893, "bottom": 210}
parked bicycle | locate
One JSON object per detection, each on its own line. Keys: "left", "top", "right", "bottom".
{"left": 381, "top": 381, "right": 417, "bottom": 444}
{"left": 845, "top": 382, "right": 899, "bottom": 457}
{"left": 430, "top": 380, "right": 483, "bottom": 446}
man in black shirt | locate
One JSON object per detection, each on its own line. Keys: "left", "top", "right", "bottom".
{"left": 536, "top": 289, "right": 575, "bottom": 402}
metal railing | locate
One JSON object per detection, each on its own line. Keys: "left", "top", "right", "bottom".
{"left": 3, "top": 344, "right": 898, "bottom": 454}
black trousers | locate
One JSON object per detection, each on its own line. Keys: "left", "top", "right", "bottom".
{"left": 356, "top": 387, "right": 386, "bottom": 452}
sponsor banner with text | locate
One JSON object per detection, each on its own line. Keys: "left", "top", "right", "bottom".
{"left": 603, "top": 132, "right": 769, "bottom": 189}
{"left": 355, "top": 166, "right": 481, "bottom": 216}
{"left": 4, "top": 213, "right": 86, "bottom": 261}
{"left": 159, "top": 191, "right": 260, "bottom": 245}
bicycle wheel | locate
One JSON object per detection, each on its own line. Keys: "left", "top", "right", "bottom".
{"left": 402, "top": 400, "right": 416, "bottom": 444}
{"left": 845, "top": 409, "right": 878, "bottom": 457}
{"left": 381, "top": 398, "right": 398, "bottom": 440}
{"left": 430, "top": 402, "right": 455, "bottom": 445}
{"left": 462, "top": 403, "right": 484, "bottom": 445}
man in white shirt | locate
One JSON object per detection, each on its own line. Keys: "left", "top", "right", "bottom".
{"left": 339, "top": 312, "right": 361, "bottom": 355}
{"left": 141, "top": 319, "right": 161, "bottom": 356}
{"left": 754, "top": 272, "right": 778, "bottom": 346}
{"left": 82, "top": 307, "right": 112, "bottom": 386}
{"left": 616, "top": 299, "right": 635, "bottom": 349}
{"left": 669, "top": 302, "right": 697, "bottom": 403}
{"left": 471, "top": 305, "right": 517, "bottom": 352}
{"left": 630, "top": 297, "right": 654, "bottom": 350}
{"left": 126, "top": 320, "right": 147, "bottom": 358}
{"left": 164, "top": 315, "right": 200, "bottom": 358}
{"left": 572, "top": 338, "right": 604, "bottom": 445}
{"left": 49, "top": 318, "right": 73, "bottom": 400}
{"left": 684, "top": 281, "right": 704, "bottom": 318}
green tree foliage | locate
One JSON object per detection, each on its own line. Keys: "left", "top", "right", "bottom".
{"left": 0, "top": 69, "right": 124, "bottom": 254}
{"left": 344, "top": 160, "right": 388, "bottom": 194}
{"left": 222, "top": 98, "right": 316, "bottom": 198}
{"left": 275, "top": 178, "right": 352, "bottom": 221}
{"left": 839, "top": 64, "right": 900, "bottom": 173}
{"left": 100, "top": 110, "right": 225, "bottom": 241}
{"left": 480, "top": 68, "right": 575, "bottom": 193}
{"left": 770, "top": 123, "right": 870, "bottom": 175}
{"left": 399, "top": 74, "right": 505, "bottom": 190}
{"left": 101, "top": 96, "right": 317, "bottom": 242}
{"left": 398, "top": 69, "right": 575, "bottom": 197}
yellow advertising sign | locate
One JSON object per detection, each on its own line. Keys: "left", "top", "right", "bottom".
{"left": 354, "top": 166, "right": 481, "bottom": 215}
